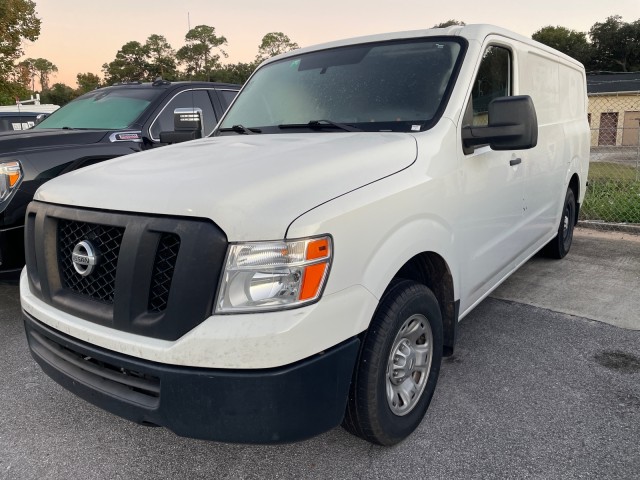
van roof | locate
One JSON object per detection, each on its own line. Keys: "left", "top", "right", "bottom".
{"left": 265, "top": 24, "right": 584, "bottom": 69}
{"left": 0, "top": 104, "right": 59, "bottom": 114}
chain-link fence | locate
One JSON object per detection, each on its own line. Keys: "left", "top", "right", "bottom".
{"left": 580, "top": 92, "right": 640, "bottom": 233}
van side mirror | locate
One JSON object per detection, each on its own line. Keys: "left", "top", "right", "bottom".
{"left": 34, "top": 113, "right": 48, "bottom": 125}
{"left": 462, "top": 95, "right": 538, "bottom": 152}
{"left": 159, "top": 108, "right": 203, "bottom": 144}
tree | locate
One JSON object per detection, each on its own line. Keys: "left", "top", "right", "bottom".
{"left": 145, "top": 34, "right": 178, "bottom": 80}
{"left": 255, "top": 32, "right": 298, "bottom": 62}
{"left": 211, "top": 62, "right": 256, "bottom": 84}
{"left": 76, "top": 72, "right": 101, "bottom": 94}
{"left": 177, "top": 25, "right": 227, "bottom": 80}
{"left": 17, "top": 58, "right": 38, "bottom": 91}
{"left": 0, "top": 0, "right": 41, "bottom": 76}
{"left": 589, "top": 16, "right": 640, "bottom": 72}
{"left": 13, "top": 61, "right": 32, "bottom": 90}
{"left": 33, "top": 58, "right": 58, "bottom": 90}
{"left": 175, "top": 44, "right": 206, "bottom": 79}
{"left": 40, "top": 83, "right": 76, "bottom": 106}
{"left": 532, "top": 26, "right": 592, "bottom": 66}
{"left": 0, "top": 78, "right": 30, "bottom": 105}
{"left": 432, "top": 20, "right": 466, "bottom": 28}
{"left": 102, "top": 41, "right": 150, "bottom": 84}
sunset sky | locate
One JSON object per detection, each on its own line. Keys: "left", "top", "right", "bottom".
{"left": 21, "top": 0, "right": 640, "bottom": 88}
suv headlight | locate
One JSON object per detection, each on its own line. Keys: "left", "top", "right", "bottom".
{"left": 215, "top": 235, "right": 332, "bottom": 313}
{"left": 0, "top": 161, "right": 22, "bottom": 204}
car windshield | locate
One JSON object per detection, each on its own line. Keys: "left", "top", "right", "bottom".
{"left": 35, "top": 88, "right": 160, "bottom": 130}
{"left": 220, "top": 38, "right": 464, "bottom": 134}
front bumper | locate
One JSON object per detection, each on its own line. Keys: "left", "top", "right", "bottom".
{"left": 24, "top": 310, "right": 360, "bottom": 443}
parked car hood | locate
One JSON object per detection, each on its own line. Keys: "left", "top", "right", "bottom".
{"left": 0, "top": 128, "right": 109, "bottom": 154}
{"left": 35, "top": 133, "right": 417, "bottom": 241}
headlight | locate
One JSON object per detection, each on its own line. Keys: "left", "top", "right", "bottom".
{"left": 0, "top": 161, "right": 22, "bottom": 203}
{"left": 215, "top": 235, "right": 332, "bottom": 313}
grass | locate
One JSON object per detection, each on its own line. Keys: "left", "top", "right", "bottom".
{"left": 581, "top": 162, "right": 640, "bottom": 223}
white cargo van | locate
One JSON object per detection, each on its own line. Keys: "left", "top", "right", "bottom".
{"left": 20, "top": 24, "right": 589, "bottom": 445}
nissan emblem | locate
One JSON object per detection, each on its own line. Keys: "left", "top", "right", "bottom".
{"left": 71, "top": 240, "right": 99, "bottom": 276}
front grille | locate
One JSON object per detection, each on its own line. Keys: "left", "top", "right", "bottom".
{"left": 148, "top": 233, "right": 181, "bottom": 312}
{"left": 58, "top": 220, "right": 125, "bottom": 303}
{"left": 25, "top": 202, "right": 227, "bottom": 340}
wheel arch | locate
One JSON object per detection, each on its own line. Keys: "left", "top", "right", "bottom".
{"left": 353, "top": 219, "right": 459, "bottom": 356}
{"left": 389, "top": 252, "right": 458, "bottom": 356}
{"left": 568, "top": 172, "right": 580, "bottom": 225}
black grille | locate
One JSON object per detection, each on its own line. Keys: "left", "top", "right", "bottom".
{"left": 26, "top": 202, "right": 227, "bottom": 341}
{"left": 58, "top": 220, "right": 125, "bottom": 303}
{"left": 148, "top": 233, "right": 181, "bottom": 312}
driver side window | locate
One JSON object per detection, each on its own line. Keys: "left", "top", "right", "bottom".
{"left": 471, "top": 46, "right": 512, "bottom": 126}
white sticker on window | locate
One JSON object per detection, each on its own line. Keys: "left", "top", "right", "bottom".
{"left": 11, "top": 122, "right": 33, "bottom": 130}
{"left": 411, "top": 125, "right": 421, "bottom": 131}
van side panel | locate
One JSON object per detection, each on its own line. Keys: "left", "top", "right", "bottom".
{"left": 518, "top": 50, "right": 588, "bottom": 245}
{"left": 558, "top": 62, "right": 590, "bottom": 205}
{"left": 521, "top": 51, "right": 560, "bottom": 125}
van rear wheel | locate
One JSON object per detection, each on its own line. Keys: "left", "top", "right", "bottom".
{"left": 544, "top": 187, "right": 576, "bottom": 259}
{"left": 342, "top": 280, "right": 443, "bottom": 445}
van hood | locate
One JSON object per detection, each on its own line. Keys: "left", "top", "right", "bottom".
{"left": 35, "top": 133, "right": 417, "bottom": 241}
{"left": 0, "top": 128, "right": 108, "bottom": 154}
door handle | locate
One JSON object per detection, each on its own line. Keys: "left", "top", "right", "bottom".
{"left": 509, "top": 158, "right": 522, "bottom": 166}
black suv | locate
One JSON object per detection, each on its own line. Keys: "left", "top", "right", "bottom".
{"left": 0, "top": 80, "right": 240, "bottom": 280}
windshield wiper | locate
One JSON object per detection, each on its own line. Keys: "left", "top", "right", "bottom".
{"left": 278, "top": 120, "right": 362, "bottom": 132}
{"left": 218, "top": 124, "right": 261, "bottom": 135}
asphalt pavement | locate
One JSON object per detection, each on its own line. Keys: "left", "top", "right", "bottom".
{"left": 0, "top": 228, "right": 638, "bottom": 479}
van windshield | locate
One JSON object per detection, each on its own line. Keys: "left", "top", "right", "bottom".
{"left": 220, "top": 38, "right": 464, "bottom": 134}
{"left": 35, "top": 88, "right": 160, "bottom": 130}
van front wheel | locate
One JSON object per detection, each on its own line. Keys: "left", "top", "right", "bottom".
{"left": 545, "top": 187, "right": 576, "bottom": 259}
{"left": 342, "top": 280, "right": 443, "bottom": 445}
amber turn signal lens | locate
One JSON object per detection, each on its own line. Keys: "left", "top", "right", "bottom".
{"left": 300, "top": 263, "right": 328, "bottom": 300}
{"left": 8, "top": 172, "right": 19, "bottom": 187}
{"left": 306, "top": 238, "right": 329, "bottom": 260}
{"left": 299, "top": 238, "right": 331, "bottom": 300}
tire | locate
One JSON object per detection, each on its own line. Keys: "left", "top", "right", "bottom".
{"left": 544, "top": 187, "right": 576, "bottom": 259}
{"left": 342, "top": 279, "right": 443, "bottom": 445}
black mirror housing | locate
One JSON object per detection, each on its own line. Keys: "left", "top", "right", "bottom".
{"left": 159, "top": 130, "right": 201, "bottom": 144}
{"left": 462, "top": 95, "right": 538, "bottom": 152}
{"left": 159, "top": 108, "right": 203, "bottom": 145}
